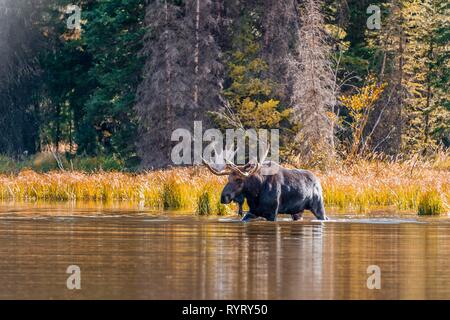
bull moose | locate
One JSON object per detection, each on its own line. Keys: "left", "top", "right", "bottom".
{"left": 203, "top": 148, "right": 328, "bottom": 222}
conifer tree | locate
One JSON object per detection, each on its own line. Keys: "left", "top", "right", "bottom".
{"left": 0, "top": 0, "right": 47, "bottom": 155}
{"left": 290, "top": 0, "right": 336, "bottom": 165}
{"left": 369, "top": 0, "right": 449, "bottom": 153}
{"left": 136, "top": 0, "right": 224, "bottom": 168}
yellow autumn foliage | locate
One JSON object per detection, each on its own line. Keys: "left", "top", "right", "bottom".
{"left": 339, "top": 77, "right": 386, "bottom": 113}
{"left": 238, "top": 98, "right": 290, "bottom": 128}
{"left": 339, "top": 76, "right": 387, "bottom": 159}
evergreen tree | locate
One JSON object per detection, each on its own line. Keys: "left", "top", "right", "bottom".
{"left": 0, "top": 0, "right": 48, "bottom": 156}
{"left": 290, "top": 0, "right": 336, "bottom": 166}
{"left": 368, "top": 0, "right": 449, "bottom": 153}
{"left": 216, "top": 12, "right": 289, "bottom": 131}
{"left": 39, "top": 0, "right": 146, "bottom": 165}
{"left": 136, "top": 0, "right": 224, "bottom": 168}
{"left": 0, "top": 0, "right": 447, "bottom": 168}
{"left": 80, "top": 0, "right": 146, "bottom": 164}
{"left": 260, "top": 0, "right": 299, "bottom": 106}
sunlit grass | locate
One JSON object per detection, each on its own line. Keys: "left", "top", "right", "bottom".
{"left": 0, "top": 157, "right": 448, "bottom": 215}
{"left": 318, "top": 157, "right": 449, "bottom": 215}
{"left": 418, "top": 190, "right": 444, "bottom": 216}
{"left": 0, "top": 167, "right": 234, "bottom": 215}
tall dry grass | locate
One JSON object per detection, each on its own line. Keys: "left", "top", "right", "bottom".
{"left": 318, "top": 157, "right": 449, "bottom": 215}
{"left": 0, "top": 156, "right": 448, "bottom": 215}
{"left": 0, "top": 167, "right": 232, "bottom": 215}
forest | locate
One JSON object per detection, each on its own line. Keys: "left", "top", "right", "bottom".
{"left": 0, "top": 0, "right": 448, "bottom": 214}
{"left": 1, "top": 0, "right": 448, "bottom": 168}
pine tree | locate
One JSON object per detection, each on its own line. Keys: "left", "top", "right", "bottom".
{"left": 136, "top": 0, "right": 183, "bottom": 168}
{"left": 0, "top": 0, "right": 47, "bottom": 155}
{"left": 365, "top": 0, "right": 405, "bottom": 155}
{"left": 214, "top": 11, "right": 290, "bottom": 131}
{"left": 369, "top": 0, "right": 449, "bottom": 154}
{"left": 136, "top": 0, "right": 224, "bottom": 168}
{"left": 32, "top": 0, "right": 146, "bottom": 165}
{"left": 400, "top": 0, "right": 434, "bottom": 152}
{"left": 79, "top": 0, "right": 146, "bottom": 163}
{"left": 290, "top": 0, "right": 336, "bottom": 166}
{"left": 185, "top": 0, "right": 224, "bottom": 120}
{"left": 261, "top": 0, "right": 299, "bottom": 106}
{"left": 416, "top": 0, "right": 449, "bottom": 151}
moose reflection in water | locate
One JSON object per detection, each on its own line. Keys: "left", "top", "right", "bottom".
{"left": 202, "top": 146, "right": 328, "bottom": 222}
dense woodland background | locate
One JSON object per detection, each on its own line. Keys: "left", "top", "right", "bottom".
{"left": 0, "top": 0, "right": 448, "bottom": 171}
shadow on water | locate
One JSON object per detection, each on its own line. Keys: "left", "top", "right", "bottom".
{"left": 0, "top": 201, "right": 449, "bottom": 299}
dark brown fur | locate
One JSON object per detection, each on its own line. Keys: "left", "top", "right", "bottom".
{"left": 220, "top": 162, "right": 327, "bottom": 221}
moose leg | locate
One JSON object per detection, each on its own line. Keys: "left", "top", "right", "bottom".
{"left": 250, "top": 203, "right": 278, "bottom": 221}
{"left": 241, "top": 212, "right": 257, "bottom": 222}
{"left": 311, "top": 200, "right": 328, "bottom": 220}
{"left": 234, "top": 194, "right": 245, "bottom": 216}
{"left": 259, "top": 200, "right": 279, "bottom": 222}
{"left": 237, "top": 203, "right": 243, "bottom": 216}
{"left": 258, "top": 185, "right": 281, "bottom": 222}
{"left": 266, "top": 210, "right": 277, "bottom": 222}
{"left": 291, "top": 212, "right": 304, "bottom": 221}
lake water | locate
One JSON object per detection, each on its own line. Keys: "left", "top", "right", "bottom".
{"left": 0, "top": 202, "right": 449, "bottom": 299}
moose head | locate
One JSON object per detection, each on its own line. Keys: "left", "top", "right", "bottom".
{"left": 202, "top": 144, "right": 268, "bottom": 204}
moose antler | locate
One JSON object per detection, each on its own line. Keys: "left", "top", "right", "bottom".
{"left": 202, "top": 141, "right": 270, "bottom": 177}
{"left": 201, "top": 143, "right": 236, "bottom": 176}
{"left": 228, "top": 142, "right": 270, "bottom": 176}
{"left": 202, "top": 158, "right": 231, "bottom": 176}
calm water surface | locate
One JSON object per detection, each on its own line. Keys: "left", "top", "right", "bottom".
{"left": 0, "top": 202, "right": 449, "bottom": 299}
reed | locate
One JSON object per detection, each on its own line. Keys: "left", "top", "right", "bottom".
{"left": 318, "top": 157, "right": 449, "bottom": 214}
{"left": 0, "top": 157, "right": 448, "bottom": 215}
{"left": 418, "top": 190, "right": 444, "bottom": 216}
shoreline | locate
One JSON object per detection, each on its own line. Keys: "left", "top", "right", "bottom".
{"left": 0, "top": 161, "right": 448, "bottom": 216}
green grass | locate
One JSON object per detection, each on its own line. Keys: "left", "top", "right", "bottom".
{"left": 418, "top": 190, "right": 444, "bottom": 216}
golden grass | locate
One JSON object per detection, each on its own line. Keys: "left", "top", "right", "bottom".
{"left": 0, "top": 157, "right": 448, "bottom": 215}
{"left": 317, "top": 158, "right": 449, "bottom": 214}
{"left": 0, "top": 167, "right": 233, "bottom": 215}
{"left": 418, "top": 190, "right": 444, "bottom": 216}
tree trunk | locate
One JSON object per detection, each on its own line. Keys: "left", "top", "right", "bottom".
{"left": 164, "top": 0, "right": 172, "bottom": 160}
{"left": 193, "top": 0, "right": 200, "bottom": 119}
